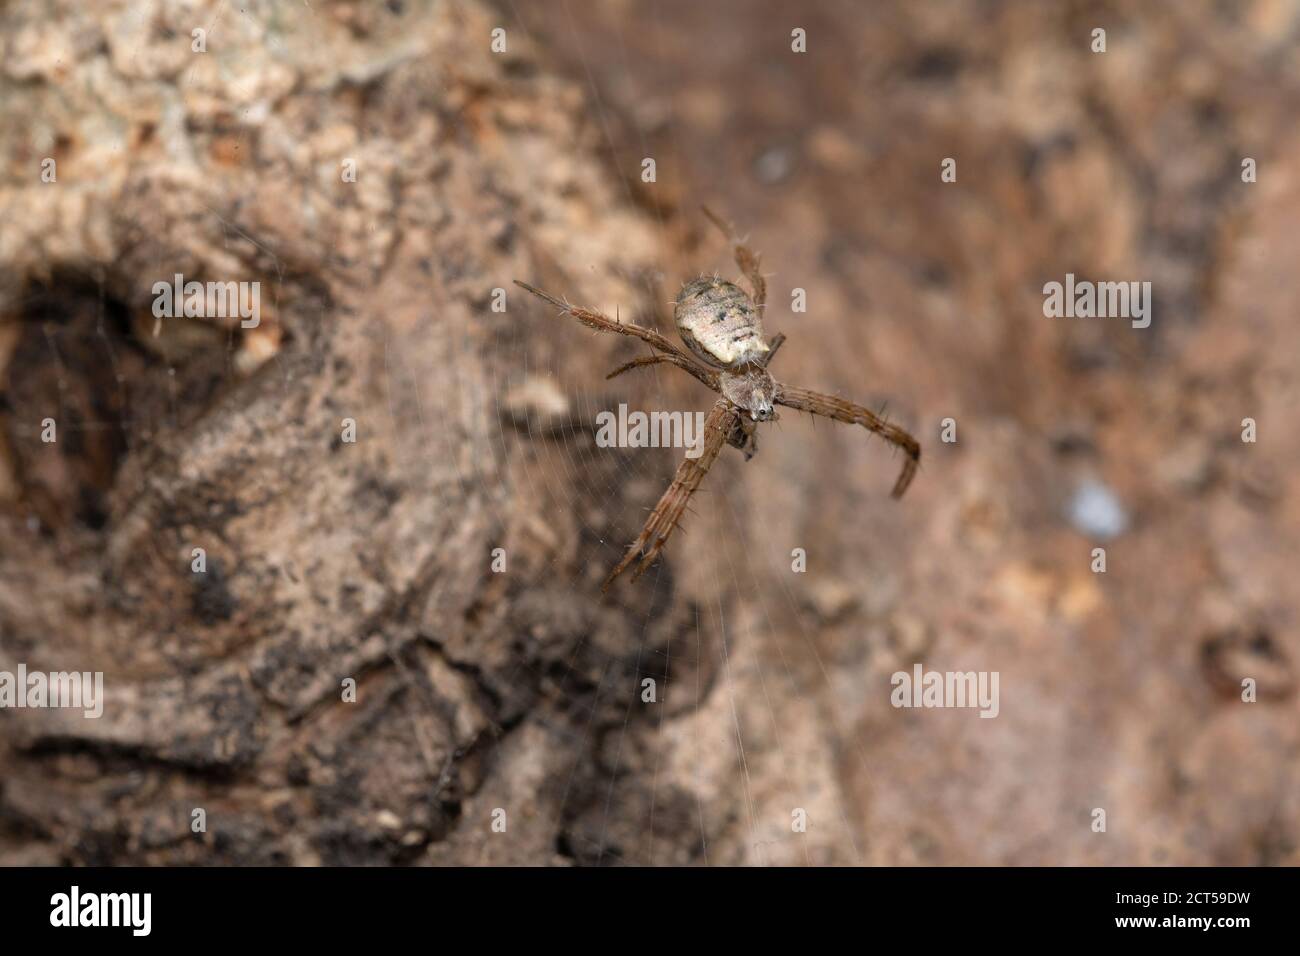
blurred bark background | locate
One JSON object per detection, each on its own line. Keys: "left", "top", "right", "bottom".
{"left": 1, "top": 0, "right": 1298, "bottom": 865}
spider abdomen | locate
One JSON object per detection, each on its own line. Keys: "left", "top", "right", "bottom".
{"left": 674, "top": 277, "right": 769, "bottom": 369}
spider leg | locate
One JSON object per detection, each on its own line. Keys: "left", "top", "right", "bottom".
{"left": 701, "top": 206, "right": 766, "bottom": 311}
{"left": 606, "top": 354, "right": 676, "bottom": 378}
{"left": 774, "top": 383, "right": 920, "bottom": 498}
{"left": 605, "top": 353, "right": 721, "bottom": 392}
{"left": 514, "top": 280, "right": 699, "bottom": 363}
{"left": 762, "top": 332, "right": 786, "bottom": 367}
{"left": 603, "top": 399, "right": 739, "bottom": 590}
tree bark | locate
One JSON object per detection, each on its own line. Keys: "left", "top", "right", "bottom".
{"left": 0, "top": 0, "right": 733, "bottom": 865}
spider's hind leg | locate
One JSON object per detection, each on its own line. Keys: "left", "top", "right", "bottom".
{"left": 702, "top": 206, "right": 766, "bottom": 311}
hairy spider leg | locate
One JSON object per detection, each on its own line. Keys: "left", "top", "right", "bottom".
{"left": 514, "top": 279, "right": 722, "bottom": 391}
{"left": 603, "top": 399, "right": 739, "bottom": 590}
{"left": 774, "top": 383, "right": 920, "bottom": 498}
{"left": 763, "top": 332, "right": 785, "bottom": 366}
{"left": 701, "top": 205, "right": 766, "bottom": 312}
{"left": 604, "top": 352, "right": 720, "bottom": 391}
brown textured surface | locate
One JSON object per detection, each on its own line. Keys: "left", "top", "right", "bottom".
{"left": 1, "top": 0, "right": 1298, "bottom": 865}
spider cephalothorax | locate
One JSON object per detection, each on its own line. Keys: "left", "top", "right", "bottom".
{"left": 515, "top": 207, "right": 920, "bottom": 590}
{"left": 720, "top": 361, "right": 776, "bottom": 422}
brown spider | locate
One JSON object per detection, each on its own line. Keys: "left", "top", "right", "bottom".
{"left": 515, "top": 207, "right": 920, "bottom": 591}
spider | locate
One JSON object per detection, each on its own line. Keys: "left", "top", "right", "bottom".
{"left": 515, "top": 207, "right": 920, "bottom": 591}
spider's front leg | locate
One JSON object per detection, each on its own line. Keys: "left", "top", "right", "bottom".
{"left": 774, "top": 383, "right": 920, "bottom": 497}
{"left": 514, "top": 280, "right": 687, "bottom": 358}
{"left": 515, "top": 279, "right": 723, "bottom": 392}
{"left": 603, "top": 399, "right": 739, "bottom": 590}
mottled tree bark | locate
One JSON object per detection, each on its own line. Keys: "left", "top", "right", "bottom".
{"left": 0, "top": 0, "right": 741, "bottom": 865}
